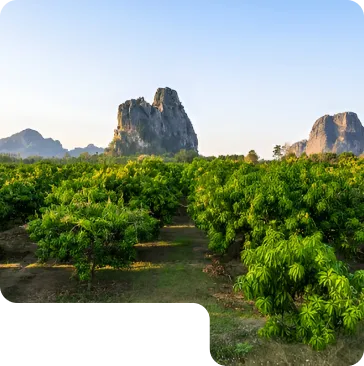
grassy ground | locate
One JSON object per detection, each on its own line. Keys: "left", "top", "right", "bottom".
{"left": 1, "top": 215, "right": 363, "bottom": 365}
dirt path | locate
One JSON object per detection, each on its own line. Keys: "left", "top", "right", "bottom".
{"left": 0, "top": 213, "right": 236, "bottom": 305}
{"left": 0, "top": 226, "right": 75, "bottom": 302}
{"left": 0, "top": 216, "right": 363, "bottom": 366}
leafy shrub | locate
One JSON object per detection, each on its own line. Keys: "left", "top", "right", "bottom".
{"left": 234, "top": 230, "right": 364, "bottom": 349}
{"left": 28, "top": 203, "right": 159, "bottom": 284}
{"left": 185, "top": 157, "right": 364, "bottom": 349}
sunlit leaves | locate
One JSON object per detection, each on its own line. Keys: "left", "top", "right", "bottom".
{"left": 186, "top": 157, "right": 364, "bottom": 351}
{"left": 28, "top": 203, "right": 159, "bottom": 281}
{"left": 2, "top": 158, "right": 186, "bottom": 282}
{"left": 256, "top": 297, "right": 273, "bottom": 315}
{"left": 288, "top": 263, "right": 305, "bottom": 282}
{"left": 342, "top": 307, "right": 363, "bottom": 332}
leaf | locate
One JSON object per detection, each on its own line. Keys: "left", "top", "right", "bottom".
{"left": 289, "top": 263, "right": 305, "bottom": 282}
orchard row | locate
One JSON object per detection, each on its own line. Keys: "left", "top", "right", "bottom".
{"left": 1, "top": 155, "right": 363, "bottom": 349}
{"left": 184, "top": 156, "right": 364, "bottom": 350}
{"left": 0, "top": 159, "right": 184, "bottom": 281}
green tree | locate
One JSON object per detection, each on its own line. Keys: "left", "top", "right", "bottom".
{"left": 28, "top": 203, "right": 159, "bottom": 288}
{"left": 174, "top": 149, "right": 198, "bottom": 163}
{"left": 79, "top": 152, "right": 90, "bottom": 161}
{"left": 234, "top": 230, "right": 364, "bottom": 350}
{"left": 273, "top": 145, "right": 283, "bottom": 160}
{"left": 186, "top": 157, "right": 364, "bottom": 349}
{"left": 245, "top": 150, "right": 259, "bottom": 164}
{"left": 283, "top": 152, "right": 297, "bottom": 161}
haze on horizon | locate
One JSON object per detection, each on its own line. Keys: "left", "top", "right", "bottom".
{"left": 0, "top": 0, "right": 364, "bottom": 159}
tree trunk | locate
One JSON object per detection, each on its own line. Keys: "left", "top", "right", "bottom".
{"left": 88, "top": 261, "right": 96, "bottom": 291}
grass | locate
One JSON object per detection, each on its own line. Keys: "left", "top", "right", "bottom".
{"left": 46, "top": 231, "right": 364, "bottom": 365}
{"left": 49, "top": 232, "right": 258, "bottom": 364}
{"left": 1, "top": 221, "right": 364, "bottom": 365}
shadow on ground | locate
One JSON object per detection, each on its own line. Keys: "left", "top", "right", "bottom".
{"left": 0, "top": 215, "right": 363, "bottom": 366}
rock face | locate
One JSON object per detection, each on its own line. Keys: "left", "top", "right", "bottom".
{"left": 288, "top": 140, "right": 307, "bottom": 157}
{"left": 290, "top": 112, "right": 364, "bottom": 156}
{"left": 0, "top": 129, "right": 104, "bottom": 158}
{"left": 306, "top": 112, "right": 364, "bottom": 155}
{"left": 111, "top": 87, "right": 198, "bottom": 155}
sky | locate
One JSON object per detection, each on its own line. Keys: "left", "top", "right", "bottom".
{"left": 0, "top": 0, "right": 363, "bottom": 159}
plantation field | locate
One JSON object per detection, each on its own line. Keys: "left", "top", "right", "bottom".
{"left": 1, "top": 211, "right": 363, "bottom": 365}
{"left": 0, "top": 155, "right": 364, "bottom": 365}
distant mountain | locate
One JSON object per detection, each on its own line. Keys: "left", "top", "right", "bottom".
{"left": 69, "top": 144, "right": 104, "bottom": 157}
{"left": 0, "top": 129, "right": 104, "bottom": 158}
{"left": 110, "top": 87, "right": 198, "bottom": 155}
{"left": 288, "top": 140, "right": 307, "bottom": 157}
{"left": 289, "top": 112, "right": 364, "bottom": 156}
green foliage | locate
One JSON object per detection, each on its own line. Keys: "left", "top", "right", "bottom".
{"left": 28, "top": 203, "right": 159, "bottom": 282}
{"left": 1, "top": 158, "right": 184, "bottom": 284}
{"left": 174, "top": 149, "right": 199, "bottom": 163}
{"left": 245, "top": 150, "right": 259, "bottom": 164}
{"left": 187, "top": 157, "right": 364, "bottom": 255}
{"left": 0, "top": 158, "right": 184, "bottom": 228}
{"left": 0, "top": 162, "right": 65, "bottom": 227}
{"left": 234, "top": 230, "right": 364, "bottom": 349}
{"left": 185, "top": 156, "right": 364, "bottom": 350}
{"left": 235, "top": 342, "right": 254, "bottom": 356}
{"left": 273, "top": 145, "right": 283, "bottom": 160}
{"left": 211, "top": 341, "right": 253, "bottom": 364}
{"left": 1, "top": 153, "right": 364, "bottom": 350}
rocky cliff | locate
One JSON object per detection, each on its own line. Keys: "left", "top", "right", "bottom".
{"left": 0, "top": 129, "right": 104, "bottom": 158}
{"left": 289, "top": 112, "right": 364, "bottom": 156}
{"left": 111, "top": 87, "right": 198, "bottom": 155}
{"left": 288, "top": 140, "right": 307, "bottom": 157}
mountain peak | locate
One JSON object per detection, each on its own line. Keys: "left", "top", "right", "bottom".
{"left": 289, "top": 112, "right": 364, "bottom": 156}
{"left": 153, "top": 87, "right": 181, "bottom": 108}
{"left": 0, "top": 129, "right": 104, "bottom": 158}
{"left": 18, "top": 128, "right": 43, "bottom": 139}
{"left": 112, "top": 87, "right": 198, "bottom": 155}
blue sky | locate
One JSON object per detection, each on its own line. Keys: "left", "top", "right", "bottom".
{"left": 0, "top": 0, "right": 363, "bottom": 158}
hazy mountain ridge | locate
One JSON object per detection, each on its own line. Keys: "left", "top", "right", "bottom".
{"left": 68, "top": 144, "right": 104, "bottom": 157}
{"left": 0, "top": 129, "right": 104, "bottom": 158}
{"left": 3, "top": 110, "right": 364, "bottom": 160}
